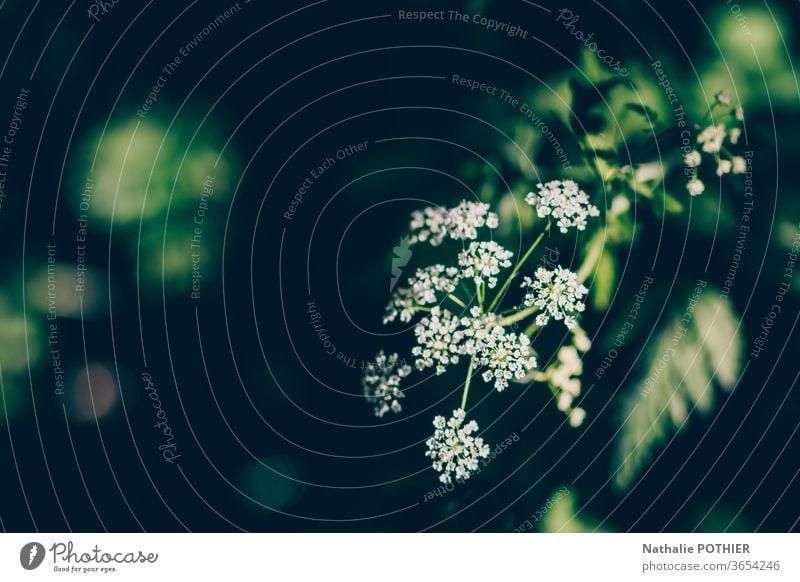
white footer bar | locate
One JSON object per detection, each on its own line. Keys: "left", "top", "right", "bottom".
{"left": 0, "top": 533, "right": 796, "bottom": 580}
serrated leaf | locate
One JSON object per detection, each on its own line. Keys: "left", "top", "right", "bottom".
{"left": 613, "top": 286, "right": 743, "bottom": 490}
{"left": 693, "top": 294, "right": 742, "bottom": 389}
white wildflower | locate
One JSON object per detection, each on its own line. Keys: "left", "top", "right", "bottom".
{"left": 557, "top": 391, "right": 574, "bottom": 412}
{"left": 410, "top": 265, "right": 460, "bottom": 305}
{"left": 425, "top": 408, "right": 490, "bottom": 484}
{"left": 732, "top": 156, "right": 747, "bottom": 174}
{"left": 729, "top": 127, "right": 741, "bottom": 145}
{"left": 686, "top": 178, "right": 705, "bottom": 196}
{"left": 525, "top": 180, "right": 600, "bottom": 233}
{"left": 457, "top": 306, "right": 491, "bottom": 357}
{"left": 610, "top": 195, "right": 630, "bottom": 216}
{"left": 684, "top": 150, "right": 701, "bottom": 168}
{"left": 447, "top": 200, "right": 499, "bottom": 241}
{"left": 458, "top": 241, "right": 513, "bottom": 289}
{"left": 409, "top": 206, "right": 448, "bottom": 246}
{"left": 456, "top": 308, "right": 537, "bottom": 390}
{"left": 383, "top": 265, "right": 461, "bottom": 323}
{"left": 557, "top": 345, "right": 582, "bottom": 376}
{"left": 475, "top": 325, "right": 537, "bottom": 391}
{"left": 383, "top": 286, "right": 416, "bottom": 324}
{"left": 541, "top": 345, "right": 585, "bottom": 417}
{"left": 522, "top": 267, "right": 588, "bottom": 329}
{"left": 569, "top": 407, "right": 587, "bottom": 428}
{"left": 697, "top": 124, "right": 726, "bottom": 154}
{"left": 409, "top": 200, "right": 498, "bottom": 246}
{"left": 716, "top": 159, "right": 732, "bottom": 176}
{"left": 362, "top": 351, "right": 411, "bottom": 417}
{"left": 550, "top": 346, "right": 583, "bottom": 397}
{"left": 714, "top": 90, "right": 732, "bottom": 106}
{"left": 572, "top": 328, "right": 592, "bottom": 352}
{"left": 735, "top": 105, "right": 744, "bottom": 121}
{"left": 411, "top": 307, "right": 463, "bottom": 375}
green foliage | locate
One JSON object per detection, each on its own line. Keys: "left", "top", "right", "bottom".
{"left": 613, "top": 289, "right": 743, "bottom": 490}
{"left": 591, "top": 248, "right": 616, "bottom": 311}
{"left": 541, "top": 487, "right": 609, "bottom": 532}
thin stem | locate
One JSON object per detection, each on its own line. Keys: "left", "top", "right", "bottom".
{"left": 448, "top": 294, "right": 466, "bottom": 308}
{"left": 498, "top": 304, "right": 538, "bottom": 326}
{"left": 461, "top": 356, "right": 475, "bottom": 410}
{"left": 580, "top": 141, "right": 607, "bottom": 186}
{"left": 523, "top": 319, "right": 540, "bottom": 336}
{"left": 488, "top": 222, "right": 551, "bottom": 312}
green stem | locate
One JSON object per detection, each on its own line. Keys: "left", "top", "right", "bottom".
{"left": 448, "top": 294, "right": 466, "bottom": 308}
{"left": 523, "top": 319, "right": 540, "bottom": 336}
{"left": 488, "top": 222, "right": 551, "bottom": 312}
{"left": 461, "top": 356, "right": 475, "bottom": 410}
{"left": 576, "top": 227, "right": 605, "bottom": 283}
{"left": 498, "top": 304, "right": 538, "bottom": 326}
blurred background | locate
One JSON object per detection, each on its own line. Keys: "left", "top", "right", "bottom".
{"left": 0, "top": 0, "right": 798, "bottom": 532}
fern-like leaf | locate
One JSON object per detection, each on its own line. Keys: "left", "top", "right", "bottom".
{"left": 612, "top": 288, "right": 743, "bottom": 490}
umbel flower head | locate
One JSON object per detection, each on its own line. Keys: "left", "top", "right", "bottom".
{"left": 362, "top": 351, "right": 412, "bottom": 418}
{"left": 411, "top": 307, "right": 463, "bottom": 375}
{"left": 522, "top": 267, "right": 588, "bottom": 329}
{"left": 425, "top": 408, "right": 490, "bottom": 484}
{"left": 525, "top": 180, "right": 600, "bottom": 233}
{"left": 477, "top": 326, "right": 538, "bottom": 391}
{"left": 383, "top": 265, "right": 461, "bottom": 324}
{"left": 409, "top": 200, "right": 498, "bottom": 246}
{"left": 458, "top": 241, "right": 513, "bottom": 289}
{"left": 459, "top": 309, "right": 538, "bottom": 391}
{"left": 697, "top": 124, "right": 726, "bottom": 154}
{"left": 685, "top": 94, "right": 747, "bottom": 196}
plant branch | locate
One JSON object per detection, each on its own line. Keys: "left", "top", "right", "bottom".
{"left": 488, "top": 222, "right": 551, "bottom": 312}
{"left": 461, "top": 356, "right": 475, "bottom": 410}
{"left": 498, "top": 304, "right": 538, "bottom": 326}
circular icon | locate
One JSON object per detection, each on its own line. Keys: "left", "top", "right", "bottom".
{"left": 19, "top": 542, "right": 45, "bottom": 570}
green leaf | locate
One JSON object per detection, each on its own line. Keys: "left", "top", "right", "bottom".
{"left": 540, "top": 487, "right": 610, "bottom": 532}
{"left": 591, "top": 250, "right": 617, "bottom": 311}
{"left": 623, "top": 102, "right": 659, "bottom": 122}
{"left": 613, "top": 288, "right": 743, "bottom": 490}
{"left": 579, "top": 46, "right": 610, "bottom": 85}
{"left": 568, "top": 77, "right": 627, "bottom": 136}
{"left": 663, "top": 192, "right": 684, "bottom": 214}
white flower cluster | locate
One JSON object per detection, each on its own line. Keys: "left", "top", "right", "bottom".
{"left": 411, "top": 306, "right": 538, "bottom": 388}
{"left": 697, "top": 124, "right": 727, "bottom": 154}
{"left": 411, "top": 307, "right": 463, "bottom": 375}
{"left": 425, "top": 408, "right": 490, "bottom": 484}
{"left": 522, "top": 267, "right": 588, "bottom": 329}
{"left": 411, "top": 265, "right": 461, "bottom": 304}
{"left": 551, "top": 346, "right": 587, "bottom": 427}
{"left": 460, "top": 308, "right": 538, "bottom": 390}
{"left": 383, "top": 265, "right": 461, "bottom": 324}
{"left": 409, "top": 200, "right": 499, "bottom": 246}
{"left": 476, "top": 324, "right": 538, "bottom": 391}
{"left": 362, "top": 351, "right": 412, "bottom": 417}
{"left": 525, "top": 180, "right": 600, "bottom": 233}
{"left": 684, "top": 94, "right": 747, "bottom": 196}
{"left": 458, "top": 241, "right": 513, "bottom": 289}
